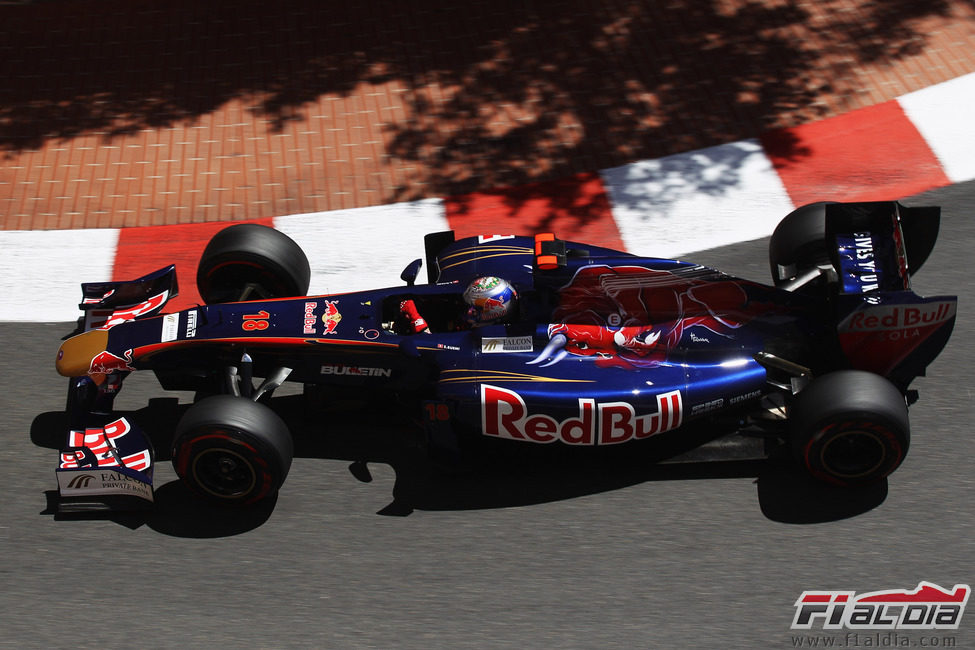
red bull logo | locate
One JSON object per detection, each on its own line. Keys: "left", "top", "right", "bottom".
{"left": 88, "top": 349, "right": 135, "bottom": 374}
{"left": 321, "top": 300, "right": 341, "bottom": 335}
{"left": 838, "top": 299, "right": 957, "bottom": 375}
{"left": 303, "top": 301, "right": 318, "bottom": 334}
{"left": 481, "top": 384, "right": 683, "bottom": 445}
{"left": 840, "top": 302, "right": 955, "bottom": 332}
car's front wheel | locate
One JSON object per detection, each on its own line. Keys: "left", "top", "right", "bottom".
{"left": 196, "top": 223, "right": 311, "bottom": 304}
{"left": 172, "top": 395, "right": 294, "bottom": 505}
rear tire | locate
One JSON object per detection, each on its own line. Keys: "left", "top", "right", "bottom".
{"left": 197, "top": 223, "right": 310, "bottom": 304}
{"left": 172, "top": 395, "right": 293, "bottom": 505}
{"left": 768, "top": 202, "right": 833, "bottom": 292}
{"left": 790, "top": 370, "right": 909, "bottom": 487}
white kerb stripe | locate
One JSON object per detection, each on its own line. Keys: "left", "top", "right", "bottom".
{"left": 0, "top": 228, "right": 120, "bottom": 322}
{"left": 898, "top": 71, "right": 975, "bottom": 185}
{"left": 273, "top": 198, "right": 448, "bottom": 295}
{"left": 601, "top": 139, "right": 795, "bottom": 258}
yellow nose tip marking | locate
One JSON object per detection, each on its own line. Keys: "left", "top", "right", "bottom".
{"left": 56, "top": 329, "right": 110, "bottom": 377}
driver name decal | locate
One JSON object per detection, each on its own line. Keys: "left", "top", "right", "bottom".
{"left": 481, "top": 384, "right": 682, "bottom": 445}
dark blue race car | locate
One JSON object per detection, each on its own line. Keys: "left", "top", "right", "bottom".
{"left": 53, "top": 201, "right": 956, "bottom": 510}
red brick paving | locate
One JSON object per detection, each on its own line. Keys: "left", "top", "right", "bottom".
{"left": 445, "top": 172, "right": 623, "bottom": 248}
{"left": 1, "top": 0, "right": 974, "bottom": 231}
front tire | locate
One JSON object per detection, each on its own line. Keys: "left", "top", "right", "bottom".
{"left": 172, "top": 395, "right": 294, "bottom": 505}
{"left": 197, "top": 223, "right": 311, "bottom": 304}
{"left": 790, "top": 370, "right": 910, "bottom": 487}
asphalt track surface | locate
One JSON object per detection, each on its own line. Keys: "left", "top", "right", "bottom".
{"left": 2, "top": 183, "right": 972, "bottom": 649}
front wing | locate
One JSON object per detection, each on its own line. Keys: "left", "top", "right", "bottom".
{"left": 56, "top": 414, "right": 154, "bottom": 512}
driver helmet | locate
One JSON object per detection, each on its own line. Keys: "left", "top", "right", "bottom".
{"left": 463, "top": 276, "right": 517, "bottom": 325}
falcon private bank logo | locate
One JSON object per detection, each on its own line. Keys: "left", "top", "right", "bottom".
{"left": 791, "top": 582, "right": 970, "bottom": 630}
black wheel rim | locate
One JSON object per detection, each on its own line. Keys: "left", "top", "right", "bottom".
{"left": 191, "top": 447, "right": 258, "bottom": 498}
{"left": 819, "top": 428, "right": 887, "bottom": 479}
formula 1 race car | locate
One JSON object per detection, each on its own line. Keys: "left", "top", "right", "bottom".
{"left": 52, "top": 201, "right": 956, "bottom": 510}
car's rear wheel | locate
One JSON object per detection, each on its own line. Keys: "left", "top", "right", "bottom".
{"left": 789, "top": 370, "right": 909, "bottom": 487}
{"left": 197, "top": 223, "right": 311, "bottom": 304}
{"left": 768, "top": 202, "right": 835, "bottom": 294}
{"left": 172, "top": 395, "right": 293, "bottom": 505}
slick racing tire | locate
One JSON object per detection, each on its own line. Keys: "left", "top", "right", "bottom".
{"left": 172, "top": 395, "right": 294, "bottom": 505}
{"left": 768, "top": 201, "right": 835, "bottom": 292}
{"left": 197, "top": 223, "right": 311, "bottom": 304}
{"left": 789, "top": 370, "right": 910, "bottom": 487}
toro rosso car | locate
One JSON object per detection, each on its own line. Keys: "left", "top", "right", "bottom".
{"left": 52, "top": 201, "right": 956, "bottom": 510}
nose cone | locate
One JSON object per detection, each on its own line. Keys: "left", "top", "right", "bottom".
{"left": 56, "top": 329, "right": 109, "bottom": 377}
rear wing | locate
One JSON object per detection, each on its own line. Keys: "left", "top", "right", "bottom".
{"left": 827, "top": 202, "right": 956, "bottom": 388}
{"left": 827, "top": 201, "right": 939, "bottom": 294}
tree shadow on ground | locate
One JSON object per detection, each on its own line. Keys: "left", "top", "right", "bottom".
{"left": 0, "top": 0, "right": 955, "bottom": 209}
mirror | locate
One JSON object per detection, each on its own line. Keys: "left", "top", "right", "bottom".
{"left": 400, "top": 258, "right": 422, "bottom": 286}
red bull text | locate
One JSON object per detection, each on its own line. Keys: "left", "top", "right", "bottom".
{"left": 481, "top": 384, "right": 683, "bottom": 445}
